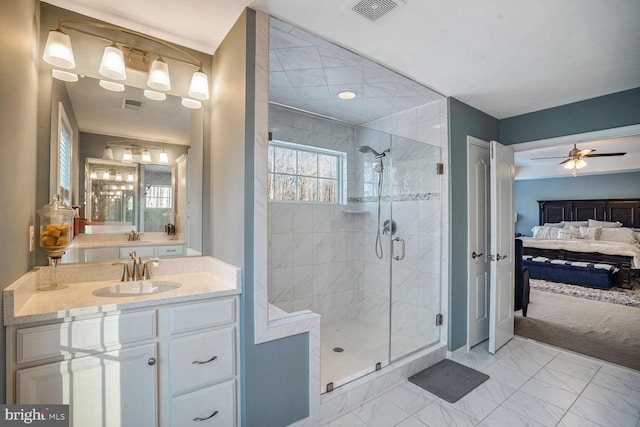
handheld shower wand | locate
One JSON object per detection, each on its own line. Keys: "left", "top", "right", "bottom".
{"left": 358, "top": 145, "right": 391, "bottom": 259}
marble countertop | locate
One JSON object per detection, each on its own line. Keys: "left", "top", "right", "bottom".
{"left": 3, "top": 256, "right": 241, "bottom": 326}
{"left": 70, "top": 233, "right": 185, "bottom": 249}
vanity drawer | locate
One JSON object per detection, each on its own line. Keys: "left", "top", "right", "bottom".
{"left": 170, "top": 379, "right": 236, "bottom": 427}
{"left": 169, "top": 327, "right": 235, "bottom": 394}
{"left": 168, "top": 298, "right": 235, "bottom": 335}
{"left": 16, "top": 310, "right": 157, "bottom": 364}
{"left": 158, "top": 244, "right": 184, "bottom": 257}
{"left": 119, "top": 245, "right": 155, "bottom": 258}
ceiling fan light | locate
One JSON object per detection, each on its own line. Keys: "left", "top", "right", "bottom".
{"left": 99, "top": 44, "right": 127, "bottom": 81}
{"left": 575, "top": 159, "right": 587, "bottom": 169}
{"left": 43, "top": 29, "right": 76, "bottom": 69}
{"left": 147, "top": 57, "right": 171, "bottom": 91}
{"left": 188, "top": 70, "right": 209, "bottom": 100}
{"left": 563, "top": 160, "right": 575, "bottom": 170}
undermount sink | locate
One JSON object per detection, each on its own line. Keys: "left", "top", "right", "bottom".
{"left": 93, "top": 280, "right": 181, "bottom": 297}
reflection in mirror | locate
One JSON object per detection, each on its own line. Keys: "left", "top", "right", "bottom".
{"left": 39, "top": 3, "right": 208, "bottom": 263}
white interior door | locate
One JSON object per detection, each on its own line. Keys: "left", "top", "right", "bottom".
{"left": 467, "top": 137, "right": 490, "bottom": 348}
{"left": 489, "top": 140, "right": 515, "bottom": 354}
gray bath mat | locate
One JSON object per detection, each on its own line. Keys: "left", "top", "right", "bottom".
{"left": 408, "top": 359, "right": 489, "bottom": 403}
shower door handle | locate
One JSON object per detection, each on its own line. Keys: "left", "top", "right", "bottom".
{"left": 392, "top": 237, "right": 405, "bottom": 261}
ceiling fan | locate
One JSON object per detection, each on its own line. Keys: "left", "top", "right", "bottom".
{"left": 532, "top": 143, "right": 626, "bottom": 175}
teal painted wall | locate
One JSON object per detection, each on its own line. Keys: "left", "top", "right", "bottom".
{"left": 447, "top": 98, "right": 499, "bottom": 351}
{"left": 499, "top": 88, "right": 640, "bottom": 144}
{"left": 515, "top": 172, "right": 640, "bottom": 236}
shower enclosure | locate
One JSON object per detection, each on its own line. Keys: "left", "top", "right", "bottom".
{"left": 267, "top": 105, "right": 444, "bottom": 392}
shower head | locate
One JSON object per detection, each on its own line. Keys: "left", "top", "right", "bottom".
{"left": 358, "top": 145, "right": 390, "bottom": 158}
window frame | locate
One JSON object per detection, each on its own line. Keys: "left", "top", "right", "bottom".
{"left": 57, "top": 102, "right": 73, "bottom": 205}
{"left": 268, "top": 139, "right": 346, "bottom": 205}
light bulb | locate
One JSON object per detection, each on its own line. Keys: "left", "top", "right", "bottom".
{"left": 43, "top": 30, "right": 75, "bottom": 69}
{"left": 141, "top": 149, "right": 151, "bottom": 162}
{"left": 127, "top": 172, "right": 134, "bottom": 183}
{"left": 147, "top": 57, "right": 171, "bottom": 91}
{"left": 102, "top": 171, "right": 110, "bottom": 180}
{"left": 90, "top": 170, "right": 98, "bottom": 179}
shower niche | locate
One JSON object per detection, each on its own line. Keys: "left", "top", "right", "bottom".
{"left": 267, "top": 18, "right": 447, "bottom": 393}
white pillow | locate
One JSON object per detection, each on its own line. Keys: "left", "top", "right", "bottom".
{"left": 557, "top": 228, "right": 581, "bottom": 239}
{"left": 588, "top": 219, "right": 623, "bottom": 228}
{"left": 562, "top": 221, "right": 589, "bottom": 228}
{"left": 599, "top": 228, "right": 637, "bottom": 244}
{"left": 579, "top": 226, "right": 602, "bottom": 240}
{"left": 532, "top": 226, "right": 560, "bottom": 238}
{"left": 543, "top": 222, "right": 564, "bottom": 228}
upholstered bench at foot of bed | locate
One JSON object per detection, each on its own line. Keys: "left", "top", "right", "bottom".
{"left": 522, "top": 256, "right": 619, "bottom": 289}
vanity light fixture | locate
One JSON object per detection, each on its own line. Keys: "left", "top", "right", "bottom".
{"left": 90, "top": 170, "right": 98, "bottom": 179}
{"left": 127, "top": 172, "right": 134, "bottom": 183}
{"left": 158, "top": 149, "right": 169, "bottom": 164}
{"left": 121, "top": 148, "right": 134, "bottom": 163}
{"left": 144, "top": 90, "right": 166, "bottom": 101}
{"left": 42, "top": 20, "right": 210, "bottom": 108}
{"left": 51, "top": 69, "right": 78, "bottom": 82}
{"left": 102, "top": 170, "right": 110, "bottom": 180}
{"left": 99, "top": 43, "right": 126, "bottom": 81}
{"left": 115, "top": 171, "right": 122, "bottom": 181}
{"left": 338, "top": 90, "right": 357, "bottom": 100}
{"left": 99, "top": 80, "right": 125, "bottom": 92}
{"left": 141, "top": 149, "right": 152, "bottom": 163}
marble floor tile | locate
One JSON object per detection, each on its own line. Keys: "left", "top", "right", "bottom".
{"left": 482, "top": 361, "right": 532, "bottom": 389}
{"left": 569, "top": 395, "right": 639, "bottom": 427}
{"left": 502, "top": 390, "right": 566, "bottom": 426}
{"left": 476, "top": 405, "right": 546, "bottom": 427}
{"left": 413, "top": 401, "right": 476, "bottom": 427}
{"left": 545, "top": 356, "right": 600, "bottom": 381}
{"left": 324, "top": 412, "right": 368, "bottom": 427}
{"left": 352, "top": 396, "right": 411, "bottom": 427}
{"left": 591, "top": 370, "right": 640, "bottom": 396}
{"left": 394, "top": 416, "right": 428, "bottom": 427}
{"left": 519, "top": 378, "right": 579, "bottom": 410}
{"left": 469, "top": 378, "right": 517, "bottom": 404}
{"left": 556, "top": 412, "right": 606, "bottom": 427}
{"left": 445, "top": 390, "right": 501, "bottom": 422}
{"left": 380, "top": 383, "right": 436, "bottom": 414}
{"left": 580, "top": 382, "right": 640, "bottom": 417}
{"left": 533, "top": 366, "right": 590, "bottom": 394}
{"left": 489, "top": 352, "right": 545, "bottom": 377}
{"left": 554, "top": 350, "right": 603, "bottom": 371}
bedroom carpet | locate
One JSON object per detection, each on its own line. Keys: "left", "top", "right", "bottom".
{"left": 515, "top": 289, "right": 640, "bottom": 371}
{"left": 529, "top": 277, "right": 640, "bottom": 307}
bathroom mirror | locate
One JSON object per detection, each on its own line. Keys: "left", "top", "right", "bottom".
{"left": 39, "top": 3, "right": 207, "bottom": 263}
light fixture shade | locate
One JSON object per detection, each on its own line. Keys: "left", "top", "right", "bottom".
{"left": 158, "top": 149, "right": 169, "bottom": 164}
{"left": 99, "top": 80, "right": 125, "bottom": 92}
{"left": 99, "top": 45, "right": 126, "bottom": 81}
{"left": 188, "top": 70, "right": 209, "bottom": 100}
{"left": 43, "top": 30, "right": 76, "bottom": 69}
{"left": 576, "top": 159, "right": 587, "bottom": 169}
{"left": 52, "top": 69, "right": 78, "bottom": 82}
{"left": 102, "top": 146, "right": 114, "bottom": 160}
{"left": 90, "top": 170, "right": 98, "bottom": 179}
{"left": 115, "top": 171, "right": 122, "bottom": 181}
{"left": 181, "top": 98, "right": 202, "bottom": 109}
{"left": 563, "top": 159, "right": 575, "bottom": 170}
{"left": 127, "top": 172, "right": 134, "bottom": 183}
{"left": 144, "top": 90, "right": 166, "bottom": 101}
{"left": 141, "top": 149, "right": 152, "bottom": 163}
{"left": 122, "top": 148, "right": 133, "bottom": 163}
{"left": 147, "top": 57, "right": 171, "bottom": 91}
{"left": 102, "top": 171, "right": 110, "bottom": 180}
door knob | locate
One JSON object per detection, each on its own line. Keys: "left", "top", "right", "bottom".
{"left": 472, "top": 251, "right": 484, "bottom": 259}
{"left": 147, "top": 357, "right": 156, "bottom": 366}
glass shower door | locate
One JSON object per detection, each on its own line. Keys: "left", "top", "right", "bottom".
{"left": 389, "top": 135, "right": 442, "bottom": 361}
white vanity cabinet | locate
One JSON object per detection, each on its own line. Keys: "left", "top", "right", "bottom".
{"left": 5, "top": 295, "right": 239, "bottom": 427}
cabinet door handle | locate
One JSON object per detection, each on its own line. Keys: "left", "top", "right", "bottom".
{"left": 147, "top": 357, "right": 156, "bottom": 366}
{"left": 192, "top": 355, "right": 218, "bottom": 365}
{"left": 194, "top": 410, "right": 218, "bottom": 421}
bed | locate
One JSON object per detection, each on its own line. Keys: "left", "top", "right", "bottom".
{"left": 520, "top": 198, "right": 640, "bottom": 287}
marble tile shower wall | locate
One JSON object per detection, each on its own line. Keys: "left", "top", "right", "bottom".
{"left": 268, "top": 105, "right": 359, "bottom": 321}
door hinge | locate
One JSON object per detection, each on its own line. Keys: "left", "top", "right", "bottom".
{"left": 375, "top": 362, "right": 382, "bottom": 371}
{"left": 436, "top": 163, "right": 444, "bottom": 175}
{"left": 326, "top": 382, "right": 334, "bottom": 392}
{"left": 268, "top": 131, "right": 273, "bottom": 141}
{"left": 435, "top": 313, "right": 443, "bottom": 326}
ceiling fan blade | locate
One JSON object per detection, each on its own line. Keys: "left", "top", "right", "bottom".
{"left": 577, "top": 149, "right": 594, "bottom": 156}
{"left": 559, "top": 158, "right": 571, "bottom": 165}
{"left": 584, "top": 152, "right": 626, "bottom": 158}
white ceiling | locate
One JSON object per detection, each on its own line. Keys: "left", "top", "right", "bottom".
{"left": 44, "top": 0, "right": 640, "bottom": 177}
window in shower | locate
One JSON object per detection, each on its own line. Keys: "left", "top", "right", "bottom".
{"left": 268, "top": 140, "right": 346, "bottom": 204}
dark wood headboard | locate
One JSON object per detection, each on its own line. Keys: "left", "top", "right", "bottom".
{"left": 538, "top": 199, "right": 640, "bottom": 228}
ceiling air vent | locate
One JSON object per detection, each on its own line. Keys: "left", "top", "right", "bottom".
{"left": 121, "top": 98, "right": 143, "bottom": 112}
{"left": 352, "top": 0, "right": 398, "bottom": 21}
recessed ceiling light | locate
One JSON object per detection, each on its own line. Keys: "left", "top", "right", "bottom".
{"left": 338, "top": 90, "right": 357, "bottom": 100}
